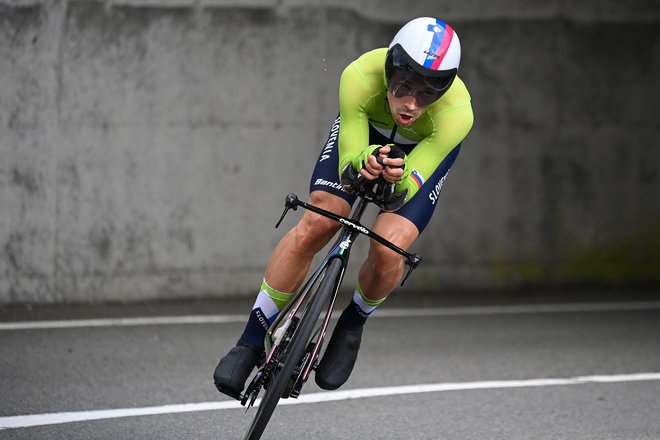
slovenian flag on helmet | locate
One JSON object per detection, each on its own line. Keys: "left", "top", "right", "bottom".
{"left": 423, "top": 20, "right": 455, "bottom": 70}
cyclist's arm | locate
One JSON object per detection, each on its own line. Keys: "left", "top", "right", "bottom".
{"left": 336, "top": 62, "right": 378, "bottom": 177}
{"left": 396, "top": 102, "right": 474, "bottom": 202}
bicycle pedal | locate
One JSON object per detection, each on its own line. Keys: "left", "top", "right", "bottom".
{"left": 289, "top": 382, "right": 302, "bottom": 399}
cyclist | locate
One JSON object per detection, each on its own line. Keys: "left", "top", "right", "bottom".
{"left": 214, "top": 17, "right": 473, "bottom": 398}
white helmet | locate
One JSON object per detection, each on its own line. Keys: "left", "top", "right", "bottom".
{"left": 385, "top": 17, "right": 461, "bottom": 104}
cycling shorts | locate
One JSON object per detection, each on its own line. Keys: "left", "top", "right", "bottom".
{"left": 309, "top": 114, "right": 461, "bottom": 234}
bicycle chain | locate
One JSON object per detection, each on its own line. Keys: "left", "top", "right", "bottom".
{"left": 243, "top": 317, "right": 299, "bottom": 408}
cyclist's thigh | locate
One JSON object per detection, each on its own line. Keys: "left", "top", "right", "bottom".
{"left": 387, "top": 143, "right": 462, "bottom": 234}
{"left": 294, "top": 191, "right": 349, "bottom": 248}
{"left": 307, "top": 190, "right": 351, "bottom": 218}
{"left": 309, "top": 114, "right": 357, "bottom": 206}
{"left": 370, "top": 212, "right": 419, "bottom": 251}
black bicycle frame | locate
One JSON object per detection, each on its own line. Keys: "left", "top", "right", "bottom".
{"left": 263, "top": 193, "right": 421, "bottom": 383}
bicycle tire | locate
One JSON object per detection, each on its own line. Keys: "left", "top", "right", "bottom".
{"left": 243, "top": 258, "right": 342, "bottom": 440}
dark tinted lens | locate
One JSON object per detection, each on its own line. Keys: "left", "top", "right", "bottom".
{"left": 390, "top": 79, "right": 415, "bottom": 99}
{"left": 424, "top": 75, "right": 453, "bottom": 93}
{"left": 388, "top": 69, "right": 421, "bottom": 96}
{"left": 388, "top": 68, "right": 415, "bottom": 89}
{"left": 386, "top": 46, "right": 457, "bottom": 105}
{"left": 389, "top": 70, "right": 444, "bottom": 106}
{"left": 414, "top": 89, "right": 443, "bottom": 107}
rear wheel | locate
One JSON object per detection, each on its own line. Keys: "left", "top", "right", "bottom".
{"left": 243, "top": 258, "right": 342, "bottom": 440}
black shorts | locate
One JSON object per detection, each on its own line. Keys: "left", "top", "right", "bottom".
{"left": 309, "top": 114, "right": 461, "bottom": 234}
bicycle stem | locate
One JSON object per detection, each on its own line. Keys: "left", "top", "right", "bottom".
{"left": 275, "top": 193, "right": 422, "bottom": 286}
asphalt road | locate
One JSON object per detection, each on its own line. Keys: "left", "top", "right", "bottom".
{"left": 1, "top": 289, "right": 659, "bottom": 439}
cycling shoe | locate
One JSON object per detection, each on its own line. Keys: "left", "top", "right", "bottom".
{"left": 213, "top": 338, "right": 263, "bottom": 400}
{"left": 315, "top": 323, "right": 363, "bottom": 390}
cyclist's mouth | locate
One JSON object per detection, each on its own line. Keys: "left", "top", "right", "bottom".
{"left": 395, "top": 112, "right": 415, "bottom": 126}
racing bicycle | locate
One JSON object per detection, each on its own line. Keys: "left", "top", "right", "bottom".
{"left": 239, "top": 178, "right": 422, "bottom": 440}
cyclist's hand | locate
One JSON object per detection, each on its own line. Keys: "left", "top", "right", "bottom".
{"left": 360, "top": 153, "right": 384, "bottom": 180}
{"left": 351, "top": 144, "right": 385, "bottom": 180}
{"left": 376, "top": 145, "right": 404, "bottom": 182}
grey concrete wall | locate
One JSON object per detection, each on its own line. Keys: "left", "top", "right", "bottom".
{"left": 1, "top": 0, "right": 659, "bottom": 303}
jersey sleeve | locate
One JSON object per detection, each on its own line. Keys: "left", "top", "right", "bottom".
{"left": 336, "top": 63, "right": 377, "bottom": 176}
{"left": 397, "top": 101, "right": 474, "bottom": 202}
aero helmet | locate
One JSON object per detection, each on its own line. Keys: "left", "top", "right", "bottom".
{"left": 385, "top": 17, "right": 461, "bottom": 105}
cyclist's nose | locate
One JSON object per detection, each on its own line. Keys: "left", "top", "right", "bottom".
{"left": 401, "top": 94, "right": 419, "bottom": 110}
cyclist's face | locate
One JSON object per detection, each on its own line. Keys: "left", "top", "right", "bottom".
{"left": 387, "top": 89, "right": 428, "bottom": 127}
{"left": 387, "top": 70, "right": 441, "bottom": 126}
{"left": 388, "top": 69, "right": 445, "bottom": 102}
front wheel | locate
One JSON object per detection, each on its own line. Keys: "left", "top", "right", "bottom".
{"left": 243, "top": 258, "right": 342, "bottom": 440}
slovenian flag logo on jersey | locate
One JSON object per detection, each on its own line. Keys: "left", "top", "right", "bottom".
{"left": 410, "top": 169, "right": 425, "bottom": 189}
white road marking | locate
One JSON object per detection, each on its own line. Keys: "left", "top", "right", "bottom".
{"left": 1, "top": 372, "right": 659, "bottom": 430}
{"left": 1, "top": 301, "right": 659, "bottom": 331}
{"left": 0, "top": 314, "right": 250, "bottom": 330}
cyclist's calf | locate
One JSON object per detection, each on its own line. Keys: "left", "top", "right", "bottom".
{"left": 358, "top": 213, "right": 419, "bottom": 300}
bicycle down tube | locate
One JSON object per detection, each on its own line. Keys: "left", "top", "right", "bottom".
{"left": 265, "top": 194, "right": 367, "bottom": 356}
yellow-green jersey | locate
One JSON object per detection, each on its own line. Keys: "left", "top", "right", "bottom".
{"left": 309, "top": 48, "right": 474, "bottom": 233}
{"left": 338, "top": 48, "right": 473, "bottom": 202}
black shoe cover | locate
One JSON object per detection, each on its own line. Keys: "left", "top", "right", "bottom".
{"left": 213, "top": 339, "right": 263, "bottom": 400}
{"left": 315, "top": 323, "right": 363, "bottom": 390}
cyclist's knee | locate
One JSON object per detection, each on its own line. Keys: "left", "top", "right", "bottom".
{"left": 295, "top": 213, "right": 338, "bottom": 244}
{"left": 369, "top": 242, "right": 405, "bottom": 273}
{"left": 308, "top": 190, "right": 351, "bottom": 215}
{"left": 366, "top": 213, "right": 418, "bottom": 275}
{"left": 291, "top": 191, "right": 350, "bottom": 250}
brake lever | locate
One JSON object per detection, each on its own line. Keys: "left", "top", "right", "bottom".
{"left": 275, "top": 193, "right": 300, "bottom": 228}
{"left": 401, "top": 253, "right": 422, "bottom": 286}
